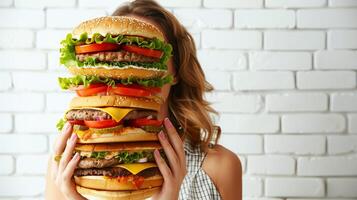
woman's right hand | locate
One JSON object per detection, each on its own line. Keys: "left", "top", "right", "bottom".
{"left": 152, "top": 118, "right": 187, "bottom": 200}
{"left": 51, "top": 122, "right": 86, "bottom": 200}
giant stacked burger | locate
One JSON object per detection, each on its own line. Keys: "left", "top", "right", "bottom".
{"left": 56, "top": 16, "right": 172, "bottom": 200}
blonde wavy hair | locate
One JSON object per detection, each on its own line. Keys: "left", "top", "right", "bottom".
{"left": 112, "top": 0, "right": 220, "bottom": 149}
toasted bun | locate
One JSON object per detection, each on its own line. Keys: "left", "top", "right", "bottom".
{"left": 76, "top": 186, "right": 160, "bottom": 200}
{"left": 70, "top": 95, "right": 161, "bottom": 111}
{"left": 72, "top": 16, "right": 165, "bottom": 41}
{"left": 75, "top": 141, "right": 162, "bottom": 152}
{"left": 67, "top": 66, "right": 166, "bottom": 80}
{"left": 75, "top": 174, "right": 163, "bottom": 191}
{"left": 75, "top": 127, "right": 159, "bottom": 144}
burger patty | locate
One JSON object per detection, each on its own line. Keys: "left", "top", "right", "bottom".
{"left": 66, "top": 109, "right": 157, "bottom": 121}
{"left": 76, "top": 51, "right": 159, "bottom": 63}
{"left": 74, "top": 166, "right": 160, "bottom": 178}
{"left": 78, "top": 157, "right": 120, "bottom": 169}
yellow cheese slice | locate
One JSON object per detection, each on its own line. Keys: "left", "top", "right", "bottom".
{"left": 116, "top": 163, "right": 157, "bottom": 175}
{"left": 65, "top": 107, "right": 133, "bottom": 122}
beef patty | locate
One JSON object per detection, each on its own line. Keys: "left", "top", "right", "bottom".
{"left": 66, "top": 109, "right": 157, "bottom": 121}
{"left": 76, "top": 51, "right": 159, "bottom": 63}
{"left": 74, "top": 166, "right": 160, "bottom": 178}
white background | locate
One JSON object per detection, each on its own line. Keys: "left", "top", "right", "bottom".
{"left": 0, "top": 0, "right": 357, "bottom": 199}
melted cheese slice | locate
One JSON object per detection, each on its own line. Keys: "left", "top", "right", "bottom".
{"left": 66, "top": 107, "right": 133, "bottom": 122}
{"left": 115, "top": 163, "right": 157, "bottom": 175}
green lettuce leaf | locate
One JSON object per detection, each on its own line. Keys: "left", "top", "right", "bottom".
{"left": 58, "top": 75, "right": 173, "bottom": 90}
{"left": 56, "top": 118, "right": 67, "bottom": 131}
{"left": 59, "top": 33, "right": 173, "bottom": 70}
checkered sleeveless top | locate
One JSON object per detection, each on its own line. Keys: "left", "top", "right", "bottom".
{"left": 178, "top": 140, "right": 221, "bottom": 200}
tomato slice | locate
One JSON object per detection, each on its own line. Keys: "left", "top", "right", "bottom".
{"left": 75, "top": 84, "right": 108, "bottom": 97}
{"left": 84, "top": 119, "right": 119, "bottom": 128}
{"left": 108, "top": 84, "right": 152, "bottom": 97}
{"left": 122, "top": 45, "right": 163, "bottom": 58}
{"left": 128, "top": 84, "right": 161, "bottom": 94}
{"left": 68, "top": 120, "right": 85, "bottom": 126}
{"left": 131, "top": 118, "right": 162, "bottom": 127}
{"left": 75, "top": 43, "right": 120, "bottom": 54}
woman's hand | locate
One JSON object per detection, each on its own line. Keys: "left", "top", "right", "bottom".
{"left": 152, "top": 118, "right": 187, "bottom": 200}
{"left": 50, "top": 122, "right": 86, "bottom": 200}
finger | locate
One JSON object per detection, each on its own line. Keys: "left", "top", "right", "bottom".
{"left": 163, "top": 118, "right": 185, "bottom": 163}
{"left": 62, "top": 152, "right": 80, "bottom": 181}
{"left": 154, "top": 149, "right": 172, "bottom": 179}
{"left": 58, "top": 133, "right": 77, "bottom": 173}
{"left": 158, "top": 131, "right": 179, "bottom": 171}
{"left": 53, "top": 122, "right": 73, "bottom": 155}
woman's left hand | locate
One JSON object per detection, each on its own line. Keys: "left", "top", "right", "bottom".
{"left": 152, "top": 118, "right": 187, "bottom": 200}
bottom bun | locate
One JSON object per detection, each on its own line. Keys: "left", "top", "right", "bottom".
{"left": 76, "top": 185, "right": 160, "bottom": 200}
{"left": 74, "top": 174, "right": 163, "bottom": 191}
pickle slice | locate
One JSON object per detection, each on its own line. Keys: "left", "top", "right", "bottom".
{"left": 90, "top": 124, "right": 124, "bottom": 134}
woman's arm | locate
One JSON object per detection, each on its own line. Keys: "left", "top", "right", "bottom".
{"left": 202, "top": 144, "right": 243, "bottom": 200}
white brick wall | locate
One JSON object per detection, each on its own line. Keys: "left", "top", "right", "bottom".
{"left": 0, "top": 0, "right": 356, "bottom": 199}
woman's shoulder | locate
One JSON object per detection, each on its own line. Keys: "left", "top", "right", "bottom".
{"left": 202, "top": 144, "right": 243, "bottom": 199}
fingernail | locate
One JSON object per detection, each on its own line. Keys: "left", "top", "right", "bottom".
{"left": 65, "top": 122, "right": 71, "bottom": 130}
{"left": 74, "top": 152, "right": 80, "bottom": 160}
{"left": 158, "top": 131, "right": 166, "bottom": 140}
{"left": 70, "top": 133, "right": 77, "bottom": 141}
{"left": 154, "top": 149, "right": 160, "bottom": 158}
{"left": 164, "top": 118, "right": 173, "bottom": 128}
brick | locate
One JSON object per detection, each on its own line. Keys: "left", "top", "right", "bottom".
{"left": 329, "top": 0, "right": 357, "bottom": 7}
{"left": 206, "top": 92, "right": 262, "bottom": 113}
{"left": 47, "top": 9, "right": 106, "bottom": 29}
{"left": 298, "top": 9, "right": 357, "bottom": 28}
{"left": 205, "top": 70, "right": 231, "bottom": 91}
{"left": 328, "top": 30, "right": 357, "bottom": 49}
{"left": 17, "top": 155, "right": 49, "bottom": 175}
{"left": 266, "top": 93, "right": 328, "bottom": 112}
{"left": 78, "top": 0, "right": 127, "bottom": 8}
{"left": 0, "top": 114, "right": 12, "bottom": 133}
{"left": 0, "top": 177, "right": 44, "bottom": 196}
{"left": 264, "top": 31, "right": 325, "bottom": 50}
{"left": 46, "top": 92, "right": 75, "bottom": 112}
{"left": 0, "top": 135, "right": 47, "bottom": 153}
{"left": 331, "top": 93, "right": 357, "bottom": 111}
{"left": 220, "top": 114, "right": 279, "bottom": 133}
{"left": 327, "top": 178, "right": 357, "bottom": 197}
{"left": 282, "top": 114, "right": 345, "bottom": 133}
{"left": 0, "top": 29, "right": 33, "bottom": 48}
{"left": 198, "top": 50, "right": 247, "bottom": 70}
{"left": 265, "top": 178, "right": 324, "bottom": 197}
{"left": 250, "top": 51, "right": 311, "bottom": 70}
{"left": 315, "top": 50, "right": 357, "bottom": 69}
{"left": 0, "top": 93, "right": 44, "bottom": 112}
{"left": 328, "top": 136, "right": 357, "bottom": 154}
{"left": 12, "top": 72, "right": 59, "bottom": 92}
{"left": 156, "top": 0, "right": 201, "bottom": 7}
{"left": 244, "top": 177, "right": 263, "bottom": 197}
{"left": 15, "top": 113, "right": 62, "bottom": 133}
{"left": 202, "top": 30, "right": 262, "bottom": 49}
{"left": 348, "top": 114, "right": 357, "bottom": 133}
{"left": 36, "top": 29, "right": 69, "bottom": 50}
{"left": 233, "top": 72, "right": 294, "bottom": 91}
{"left": 266, "top": 0, "right": 326, "bottom": 8}
{"left": 174, "top": 9, "right": 232, "bottom": 28}
{"left": 204, "top": 0, "right": 263, "bottom": 8}
{"left": 0, "top": 0, "right": 12, "bottom": 6}
{"left": 298, "top": 156, "right": 357, "bottom": 176}
{"left": 0, "top": 72, "right": 12, "bottom": 91}
{"left": 0, "top": 9, "right": 44, "bottom": 28}
{"left": 235, "top": 10, "right": 295, "bottom": 28}
{"left": 0, "top": 156, "right": 13, "bottom": 175}
{"left": 15, "top": 0, "right": 75, "bottom": 8}
{"left": 297, "top": 71, "right": 356, "bottom": 89}
{"left": 265, "top": 135, "right": 326, "bottom": 155}
{"left": 0, "top": 51, "right": 46, "bottom": 70}
{"left": 219, "top": 134, "right": 263, "bottom": 154}
{"left": 247, "top": 155, "right": 295, "bottom": 175}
